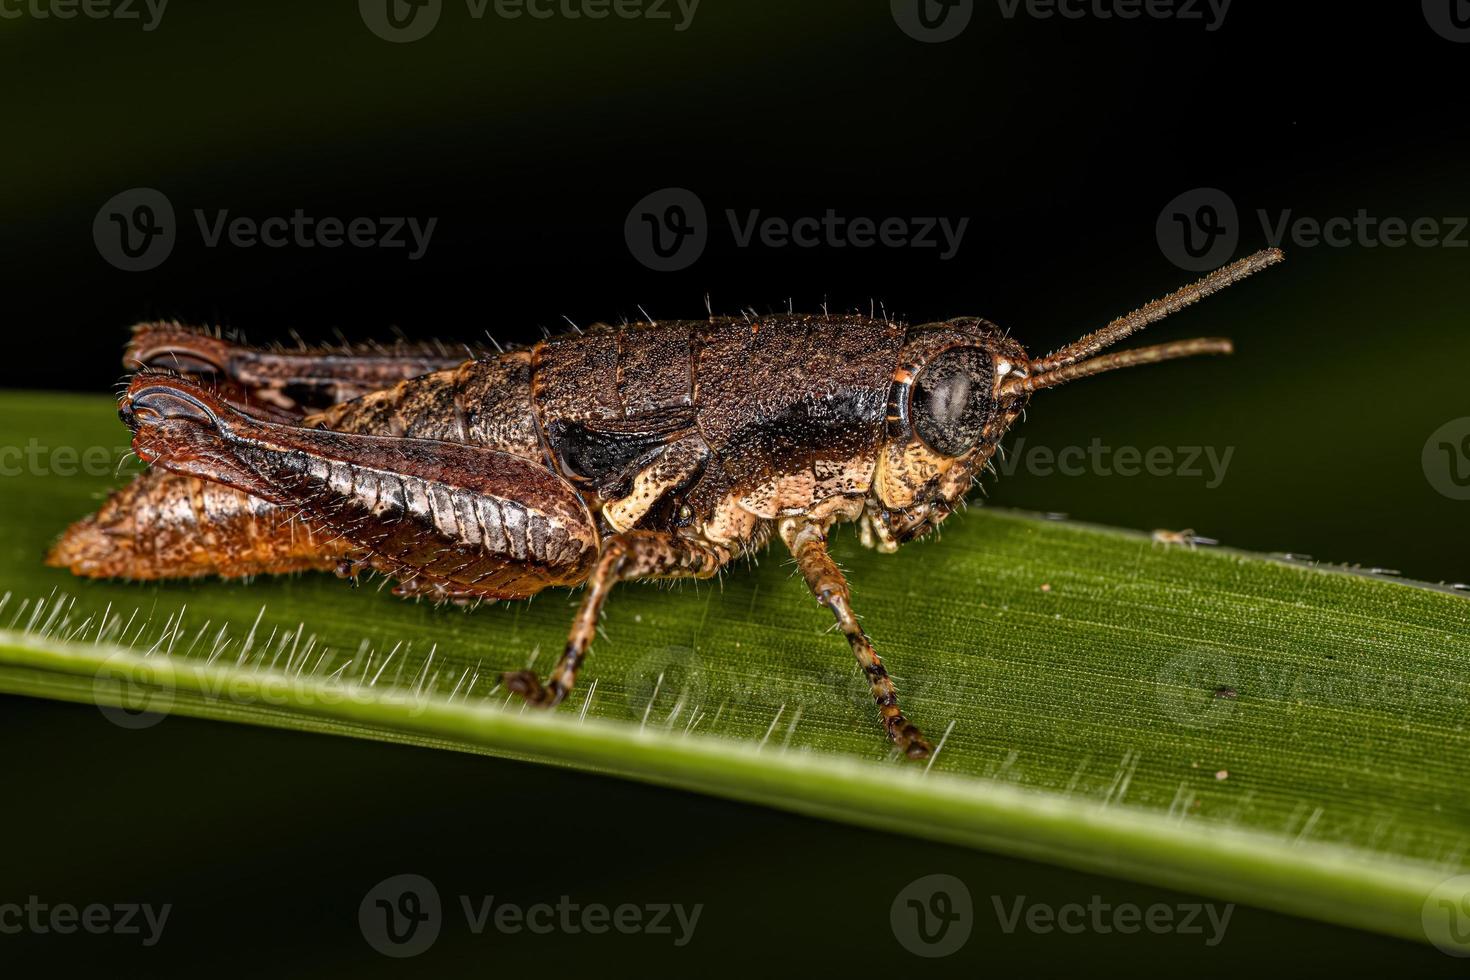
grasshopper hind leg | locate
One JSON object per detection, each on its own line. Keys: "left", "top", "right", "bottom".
{"left": 114, "top": 370, "right": 599, "bottom": 602}
{"left": 125, "top": 322, "right": 473, "bottom": 418}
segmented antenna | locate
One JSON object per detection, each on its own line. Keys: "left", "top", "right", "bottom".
{"left": 1002, "top": 248, "right": 1283, "bottom": 396}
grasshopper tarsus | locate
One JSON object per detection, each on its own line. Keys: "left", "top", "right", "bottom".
{"left": 53, "top": 251, "right": 1285, "bottom": 759}
{"left": 899, "top": 728, "right": 933, "bottom": 761}
{"left": 502, "top": 669, "right": 562, "bottom": 707}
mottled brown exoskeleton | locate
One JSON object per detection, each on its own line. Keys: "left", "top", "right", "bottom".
{"left": 51, "top": 249, "right": 1283, "bottom": 758}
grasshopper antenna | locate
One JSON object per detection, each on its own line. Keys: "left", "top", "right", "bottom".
{"left": 1003, "top": 248, "right": 1283, "bottom": 396}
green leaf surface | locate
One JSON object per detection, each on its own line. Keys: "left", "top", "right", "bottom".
{"left": 2, "top": 391, "right": 1467, "bottom": 946}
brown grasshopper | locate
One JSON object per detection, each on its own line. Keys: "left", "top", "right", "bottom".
{"left": 50, "top": 249, "right": 1283, "bottom": 758}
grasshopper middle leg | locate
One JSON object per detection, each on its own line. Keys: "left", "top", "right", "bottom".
{"left": 504, "top": 531, "right": 726, "bottom": 708}
{"left": 780, "top": 518, "right": 932, "bottom": 759}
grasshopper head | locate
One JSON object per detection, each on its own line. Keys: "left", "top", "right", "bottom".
{"left": 864, "top": 249, "right": 1283, "bottom": 550}
{"left": 865, "top": 320, "right": 1029, "bottom": 549}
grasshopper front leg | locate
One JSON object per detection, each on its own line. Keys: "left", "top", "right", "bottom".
{"left": 504, "top": 531, "right": 727, "bottom": 707}
{"left": 780, "top": 518, "right": 932, "bottom": 759}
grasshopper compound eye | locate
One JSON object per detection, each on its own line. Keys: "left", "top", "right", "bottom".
{"left": 910, "top": 347, "right": 995, "bottom": 457}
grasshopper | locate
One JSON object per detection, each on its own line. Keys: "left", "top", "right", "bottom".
{"left": 51, "top": 249, "right": 1283, "bottom": 758}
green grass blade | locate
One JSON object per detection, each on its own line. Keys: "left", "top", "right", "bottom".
{"left": 1, "top": 391, "right": 1467, "bottom": 946}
